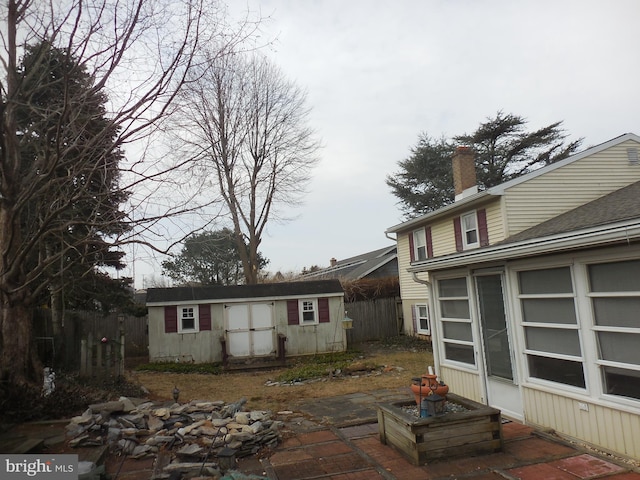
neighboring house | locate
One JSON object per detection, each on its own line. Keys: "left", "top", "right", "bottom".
{"left": 386, "top": 133, "right": 640, "bottom": 460}
{"left": 146, "top": 280, "right": 346, "bottom": 364}
{"left": 299, "top": 245, "right": 398, "bottom": 281}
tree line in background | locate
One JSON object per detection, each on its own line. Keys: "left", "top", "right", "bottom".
{"left": 0, "top": 0, "right": 320, "bottom": 384}
{"left": 386, "top": 112, "right": 583, "bottom": 218}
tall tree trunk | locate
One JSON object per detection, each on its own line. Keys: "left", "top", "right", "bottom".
{"left": 0, "top": 288, "right": 41, "bottom": 384}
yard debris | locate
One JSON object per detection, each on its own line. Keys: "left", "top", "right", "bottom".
{"left": 65, "top": 396, "right": 281, "bottom": 478}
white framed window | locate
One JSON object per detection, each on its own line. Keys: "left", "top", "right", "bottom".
{"left": 415, "top": 304, "right": 430, "bottom": 335}
{"left": 413, "top": 228, "right": 427, "bottom": 261}
{"left": 179, "top": 305, "right": 199, "bottom": 333}
{"left": 437, "top": 277, "right": 475, "bottom": 366}
{"left": 461, "top": 212, "right": 479, "bottom": 249}
{"left": 518, "top": 266, "right": 585, "bottom": 389}
{"left": 588, "top": 259, "right": 640, "bottom": 400}
{"left": 300, "top": 299, "right": 318, "bottom": 324}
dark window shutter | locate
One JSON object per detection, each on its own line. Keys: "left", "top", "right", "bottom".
{"left": 165, "top": 305, "right": 178, "bottom": 333}
{"left": 199, "top": 304, "right": 211, "bottom": 331}
{"left": 411, "top": 305, "right": 417, "bottom": 333}
{"left": 287, "top": 300, "right": 299, "bottom": 325}
{"left": 425, "top": 226, "right": 434, "bottom": 258}
{"left": 453, "top": 217, "right": 463, "bottom": 252}
{"left": 477, "top": 209, "right": 489, "bottom": 246}
{"left": 318, "top": 298, "right": 330, "bottom": 323}
{"left": 408, "top": 232, "right": 415, "bottom": 262}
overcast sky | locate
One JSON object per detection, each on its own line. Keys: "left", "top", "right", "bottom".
{"left": 129, "top": 0, "right": 640, "bottom": 288}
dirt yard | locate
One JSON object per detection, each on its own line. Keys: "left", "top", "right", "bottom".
{"left": 130, "top": 338, "right": 434, "bottom": 413}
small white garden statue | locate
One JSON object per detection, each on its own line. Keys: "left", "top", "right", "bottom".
{"left": 43, "top": 367, "right": 56, "bottom": 396}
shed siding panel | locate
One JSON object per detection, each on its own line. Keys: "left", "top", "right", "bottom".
{"left": 148, "top": 305, "right": 224, "bottom": 363}
{"left": 276, "top": 296, "right": 346, "bottom": 355}
{"left": 505, "top": 140, "right": 640, "bottom": 236}
{"left": 522, "top": 387, "right": 640, "bottom": 459}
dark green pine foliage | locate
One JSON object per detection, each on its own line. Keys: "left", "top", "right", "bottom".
{"left": 387, "top": 112, "right": 582, "bottom": 217}
{"left": 16, "top": 41, "right": 132, "bottom": 312}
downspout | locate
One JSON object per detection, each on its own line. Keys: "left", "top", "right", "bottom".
{"left": 411, "top": 271, "right": 442, "bottom": 377}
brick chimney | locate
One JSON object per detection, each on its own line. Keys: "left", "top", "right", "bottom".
{"left": 452, "top": 146, "right": 478, "bottom": 201}
{"left": 330, "top": 257, "right": 337, "bottom": 267}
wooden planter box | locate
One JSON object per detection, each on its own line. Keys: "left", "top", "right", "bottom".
{"left": 377, "top": 393, "right": 503, "bottom": 465}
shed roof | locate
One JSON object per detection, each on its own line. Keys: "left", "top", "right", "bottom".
{"left": 146, "top": 279, "right": 344, "bottom": 305}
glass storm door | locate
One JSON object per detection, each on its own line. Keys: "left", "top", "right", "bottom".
{"left": 475, "top": 274, "right": 523, "bottom": 420}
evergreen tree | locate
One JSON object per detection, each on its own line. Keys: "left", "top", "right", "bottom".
{"left": 387, "top": 112, "right": 582, "bottom": 217}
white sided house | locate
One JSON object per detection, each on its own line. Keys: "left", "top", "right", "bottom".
{"left": 146, "top": 280, "right": 346, "bottom": 364}
{"left": 387, "top": 133, "right": 640, "bottom": 460}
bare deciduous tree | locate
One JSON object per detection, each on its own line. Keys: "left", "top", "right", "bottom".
{"left": 0, "top": 0, "right": 257, "bottom": 384}
{"left": 175, "top": 52, "right": 320, "bottom": 284}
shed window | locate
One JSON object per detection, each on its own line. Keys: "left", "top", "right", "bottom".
{"left": 438, "top": 277, "right": 475, "bottom": 366}
{"left": 518, "top": 267, "right": 585, "bottom": 388}
{"left": 301, "top": 300, "right": 317, "bottom": 323}
{"left": 588, "top": 259, "right": 640, "bottom": 400}
{"left": 179, "top": 306, "right": 199, "bottom": 333}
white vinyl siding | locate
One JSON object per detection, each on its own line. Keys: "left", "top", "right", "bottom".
{"left": 397, "top": 233, "right": 427, "bottom": 299}
{"left": 523, "top": 387, "right": 640, "bottom": 460}
{"left": 504, "top": 140, "right": 640, "bottom": 236}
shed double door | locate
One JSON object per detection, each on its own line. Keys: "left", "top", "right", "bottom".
{"left": 225, "top": 303, "right": 274, "bottom": 358}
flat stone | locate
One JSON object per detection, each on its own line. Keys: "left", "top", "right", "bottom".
{"left": 176, "top": 443, "right": 203, "bottom": 456}
{"left": 147, "top": 415, "right": 164, "bottom": 431}
{"left": 89, "top": 401, "right": 124, "bottom": 414}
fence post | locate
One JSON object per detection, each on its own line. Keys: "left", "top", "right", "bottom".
{"left": 87, "top": 336, "right": 93, "bottom": 376}
{"left": 80, "top": 338, "right": 87, "bottom": 376}
{"left": 96, "top": 333, "right": 102, "bottom": 374}
{"left": 118, "top": 331, "right": 125, "bottom": 377}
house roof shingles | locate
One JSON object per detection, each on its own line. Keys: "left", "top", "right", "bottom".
{"left": 146, "top": 279, "right": 343, "bottom": 304}
{"left": 300, "top": 245, "right": 397, "bottom": 280}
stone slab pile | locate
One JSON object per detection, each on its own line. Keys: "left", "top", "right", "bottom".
{"left": 65, "top": 397, "right": 280, "bottom": 478}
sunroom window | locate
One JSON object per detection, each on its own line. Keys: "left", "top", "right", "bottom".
{"left": 438, "top": 277, "right": 475, "bottom": 365}
{"left": 518, "top": 267, "right": 585, "bottom": 388}
{"left": 588, "top": 259, "right": 640, "bottom": 400}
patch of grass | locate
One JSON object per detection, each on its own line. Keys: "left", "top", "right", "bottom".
{"left": 135, "top": 362, "right": 223, "bottom": 375}
{"left": 276, "top": 351, "right": 363, "bottom": 383}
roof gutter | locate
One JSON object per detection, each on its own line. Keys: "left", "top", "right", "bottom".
{"left": 408, "top": 220, "right": 640, "bottom": 273}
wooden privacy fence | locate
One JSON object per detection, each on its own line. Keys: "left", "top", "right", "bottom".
{"left": 33, "top": 309, "right": 148, "bottom": 371}
{"left": 345, "top": 296, "right": 402, "bottom": 345}
{"left": 80, "top": 331, "right": 126, "bottom": 378}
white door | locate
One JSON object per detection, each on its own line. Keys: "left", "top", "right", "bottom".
{"left": 475, "top": 274, "right": 523, "bottom": 420}
{"left": 226, "top": 303, "right": 274, "bottom": 358}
